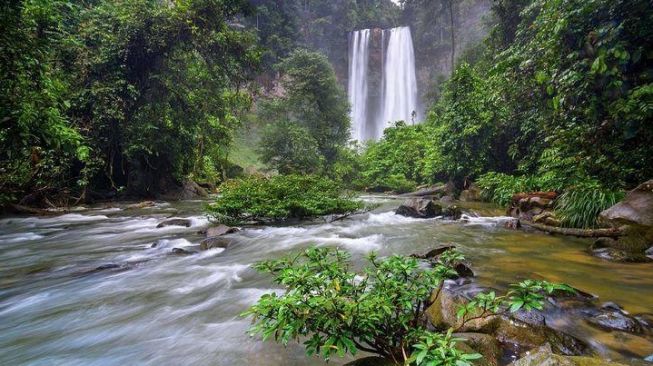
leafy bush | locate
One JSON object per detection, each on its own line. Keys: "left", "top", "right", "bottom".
{"left": 243, "top": 247, "right": 574, "bottom": 365}
{"left": 207, "top": 175, "right": 362, "bottom": 225}
{"left": 357, "top": 122, "right": 432, "bottom": 192}
{"left": 556, "top": 184, "right": 624, "bottom": 229}
{"left": 476, "top": 172, "right": 540, "bottom": 206}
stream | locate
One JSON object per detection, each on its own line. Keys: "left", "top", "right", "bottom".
{"left": 0, "top": 196, "right": 651, "bottom": 365}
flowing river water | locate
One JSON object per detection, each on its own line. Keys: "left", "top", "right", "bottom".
{"left": 1, "top": 196, "right": 652, "bottom": 365}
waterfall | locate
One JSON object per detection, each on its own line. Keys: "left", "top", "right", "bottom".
{"left": 380, "top": 26, "right": 418, "bottom": 137}
{"left": 348, "top": 26, "right": 419, "bottom": 142}
{"left": 347, "top": 29, "right": 370, "bottom": 142}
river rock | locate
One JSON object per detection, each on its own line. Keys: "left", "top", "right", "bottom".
{"left": 200, "top": 237, "right": 232, "bottom": 250}
{"left": 508, "top": 192, "right": 557, "bottom": 222}
{"left": 585, "top": 309, "right": 644, "bottom": 333}
{"left": 170, "top": 248, "right": 196, "bottom": 255}
{"left": 127, "top": 201, "right": 156, "bottom": 209}
{"left": 599, "top": 180, "right": 653, "bottom": 253}
{"left": 442, "top": 205, "right": 463, "bottom": 220}
{"left": 412, "top": 245, "right": 457, "bottom": 259}
{"left": 426, "top": 283, "right": 588, "bottom": 356}
{"left": 460, "top": 183, "right": 482, "bottom": 202}
{"left": 157, "top": 218, "right": 192, "bottom": 228}
{"left": 206, "top": 224, "right": 239, "bottom": 237}
{"left": 455, "top": 332, "right": 501, "bottom": 366}
{"left": 510, "top": 344, "right": 628, "bottom": 366}
{"left": 395, "top": 198, "right": 442, "bottom": 218}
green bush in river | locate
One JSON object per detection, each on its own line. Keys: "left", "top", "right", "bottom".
{"left": 243, "top": 247, "right": 574, "bottom": 365}
{"left": 207, "top": 175, "right": 363, "bottom": 225}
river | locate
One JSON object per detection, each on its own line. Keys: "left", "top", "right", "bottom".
{"left": 0, "top": 196, "right": 651, "bottom": 365}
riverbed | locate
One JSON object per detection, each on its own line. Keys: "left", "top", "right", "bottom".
{"left": 0, "top": 196, "right": 651, "bottom": 365}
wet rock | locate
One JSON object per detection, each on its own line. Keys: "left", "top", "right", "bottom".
{"left": 200, "top": 237, "right": 232, "bottom": 250}
{"left": 585, "top": 309, "right": 644, "bottom": 333}
{"left": 510, "top": 344, "right": 627, "bottom": 366}
{"left": 395, "top": 198, "right": 442, "bottom": 218}
{"left": 442, "top": 205, "right": 463, "bottom": 220}
{"left": 411, "top": 245, "right": 456, "bottom": 259}
{"left": 426, "top": 283, "right": 589, "bottom": 356}
{"left": 453, "top": 262, "right": 475, "bottom": 278}
{"left": 206, "top": 224, "right": 239, "bottom": 237}
{"left": 599, "top": 180, "right": 653, "bottom": 255}
{"left": 127, "top": 201, "right": 156, "bottom": 209}
{"left": 170, "top": 248, "right": 196, "bottom": 255}
{"left": 455, "top": 332, "right": 501, "bottom": 366}
{"left": 343, "top": 356, "right": 395, "bottom": 366}
{"left": 75, "top": 263, "right": 129, "bottom": 276}
{"left": 440, "top": 195, "right": 455, "bottom": 203}
{"left": 590, "top": 247, "right": 651, "bottom": 263}
{"left": 504, "top": 218, "right": 521, "bottom": 230}
{"left": 157, "top": 218, "right": 192, "bottom": 228}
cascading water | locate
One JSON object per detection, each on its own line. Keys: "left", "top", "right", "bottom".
{"left": 380, "top": 26, "right": 418, "bottom": 136}
{"left": 348, "top": 26, "right": 419, "bottom": 141}
{"left": 347, "top": 29, "right": 371, "bottom": 142}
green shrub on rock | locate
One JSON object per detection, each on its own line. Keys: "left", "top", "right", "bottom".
{"left": 243, "top": 247, "right": 574, "bottom": 365}
{"left": 207, "top": 175, "right": 362, "bottom": 225}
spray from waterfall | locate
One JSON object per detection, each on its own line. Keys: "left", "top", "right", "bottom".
{"left": 348, "top": 26, "right": 419, "bottom": 142}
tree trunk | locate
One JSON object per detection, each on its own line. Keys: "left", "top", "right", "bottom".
{"left": 521, "top": 221, "right": 623, "bottom": 238}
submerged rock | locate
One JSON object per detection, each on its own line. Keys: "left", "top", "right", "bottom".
{"left": 170, "top": 248, "right": 196, "bottom": 256}
{"left": 395, "top": 198, "right": 442, "bottom": 218}
{"left": 200, "top": 237, "right": 232, "bottom": 250}
{"left": 585, "top": 309, "right": 644, "bottom": 334}
{"left": 156, "top": 218, "right": 192, "bottom": 228}
{"left": 205, "top": 224, "right": 239, "bottom": 237}
{"left": 412, "top": 245, "right": 456, "bottom": 259}
{"left": 127, "top": 201, "right": 156, "bottom": 209}
{"left": 442, "top": 205, "right": 463, "bottom": 220}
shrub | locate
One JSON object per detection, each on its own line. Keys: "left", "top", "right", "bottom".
{"left": 207, "top": 175, "right": 363, "bottom": 225}
{"left": 257, "top": 121, "right": 324, "bottom": 175}
{"left": 243, "top": 247, "right": 574, "bottom": 365}
{"left": 556, "top": 184, "right": 625, "bottom": 229}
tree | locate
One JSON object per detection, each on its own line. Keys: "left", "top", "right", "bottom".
{"left": 259, "top": 49, "right": 350, "bottom": 169}
{"left": 258, "top": 120, "right": 323, "bottom": 174}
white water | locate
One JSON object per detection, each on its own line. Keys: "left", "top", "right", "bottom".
{"left": 347, "top": 29, "right": 371, "bottom": 142}
{"left": 348, "top": 26, "right": 419, "bottom": 141}
{"left": 381, "top": 26, "right": 419, "bottom": 134}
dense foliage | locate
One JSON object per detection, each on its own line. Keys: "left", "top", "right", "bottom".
{"left": 244, "top": 247, "right": 574, "bottom": 365}
{"left": 207, "top": 175, "right": 362, "bottom": 225}
{"left": 257, "top": 50, "right": 350, "bottom": 174}
{"left": 1, "top": 0, "right": 259, "bottom": 206}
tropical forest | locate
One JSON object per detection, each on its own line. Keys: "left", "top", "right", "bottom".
{"left": 1, "top": 0, "right": 652, "bottom": 365}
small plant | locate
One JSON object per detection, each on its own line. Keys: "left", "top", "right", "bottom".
{"left": 243, "top": 247, "right": 574, "bottom": 365}
{"left": 555, "top": 184, "right": 624, "bottom": 228}
{"left": 207, "top": 175, "right": 363, "bottom": 225}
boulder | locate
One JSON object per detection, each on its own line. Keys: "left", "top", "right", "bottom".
{"left": 585, "top": 309, "right": 644, "bottom": 334}
{"left": 411, "top": 245, "right": 456, "bottom": 259}
{"left": 395, "top": 198, "right": 442, "bottom": 218}
{"left": 599, "top": 180, "right": 653, "bottom": 251}
{"left": 157, "top": 218, "right": 192, "bottom": 228}
{"left": 455, "top": 332, "right": 501, "bottom": 366}
{"left": 510, "top": 344, "right": 627, "bottom": 366}
{"left": 460, "top": 183, "right": 482, "bottom": 202}
{"left": 442, "top": 205, "right": 463, "bottom": 220}
{"left": 426, "top": 283, "right": 588, "bottom": 356}
{"left": 508, "top": 192, "right": 557, "bottom": 222}
{"left": 206, "top": 224, "right": 239, "bottom": 237}
{"left": 200, "top": 237, "right": 232, "bottom": 250}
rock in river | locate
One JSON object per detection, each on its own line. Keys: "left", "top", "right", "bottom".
{"left": 395, "top": 198, "right": 442, "bottom": 218}
{"left": 206, "top": 224, "right": 239, "bottom": 237}
{"left": 200, "top": 237, "right": 232, "bottom": 250}
{"left": 157, "top": 218, "right": 192, "bottom": 228}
